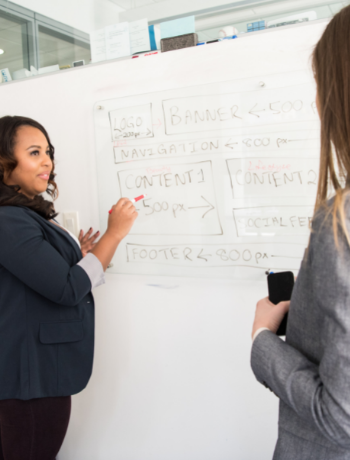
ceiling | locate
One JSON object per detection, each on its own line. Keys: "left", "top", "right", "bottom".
{"left": 109, "top": 0, "right": 165, "bottom": 9}
{"left": 111, "top": 0, "right": 348, "bottom": 11}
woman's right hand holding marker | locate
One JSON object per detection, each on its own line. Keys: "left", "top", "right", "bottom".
{"left": 107, "top": 198, "right": 138, "bottom": 242}
{"left": 91, "top": 198, "right": 138, "bottom": 271}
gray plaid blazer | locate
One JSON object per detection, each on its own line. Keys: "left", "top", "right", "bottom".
{"left": 252, "top": 200, "right": 350, "bottom": 459}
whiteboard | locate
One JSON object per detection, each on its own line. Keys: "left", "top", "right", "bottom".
{"left": 94, "top": 70, "right": 319, "bottom": 278}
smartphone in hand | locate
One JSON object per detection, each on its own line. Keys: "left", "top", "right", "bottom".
{"left": 267, "top": 271, "right": 294, "bottom": 336}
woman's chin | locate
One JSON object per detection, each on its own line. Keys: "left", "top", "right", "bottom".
{"left": 34, "top": 187, "right": 48, "bottom": 196}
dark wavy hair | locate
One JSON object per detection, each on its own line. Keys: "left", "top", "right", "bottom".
{"left": 0, "top": 116, "right": 58, "bottom": 220}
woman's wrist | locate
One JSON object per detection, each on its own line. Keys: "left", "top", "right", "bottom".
{"left": 251, "top": 298, "right": 290, "bottom": 340}
{"left": 104, "top": 229, "right": 123, "bottom": 245}
{"left": 90, "top": 231, "right": 123, "bottom": 271}
{"left": 252, "top": 327, "right": 271, "bottom": 342}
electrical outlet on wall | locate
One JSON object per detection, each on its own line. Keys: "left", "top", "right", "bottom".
{"left": 63, "top": 212, "right": 80, "bottom": 237}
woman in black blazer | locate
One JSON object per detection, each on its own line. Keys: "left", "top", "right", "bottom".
{"left": 0, "top": 115, "right": 137, "bottom": 460}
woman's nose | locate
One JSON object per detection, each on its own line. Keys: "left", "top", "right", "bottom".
{"left": 42, "top": 155, "right": 52, "bottom": 168}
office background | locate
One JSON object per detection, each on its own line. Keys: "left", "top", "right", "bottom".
{"left": 0, "top": 0, "right": 348, "bottom": 78}
{"left": 0, "top": 1, "right": 345, "bottom": 459}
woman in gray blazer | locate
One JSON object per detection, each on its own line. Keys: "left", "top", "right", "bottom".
{"left": 251, "top": 6, "right": 350, "bottom": 460}
{"left": 0, "top": 115, "right": 137, "bottom": 459}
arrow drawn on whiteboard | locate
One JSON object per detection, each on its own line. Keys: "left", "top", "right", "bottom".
{"left": 288, "top": 138, "right": 319, "bottom": 142}
{"left": 197, "top": 249, "right": 212, "bottom": 262}
{"left": 249, "top": 103, "right": 266, "bottom": 118}
{"left": 188, "top": 196, "right": 215, "bottom": 218}
{"left": 138, "top": 128, "right": 152, "bottom": 137}
{"left": 140, "top": 128, "right": 152, "bottom": 136}
{"left": 152, "top": 118, "right": 162, "bottom": 128}
{"left": 271, "top": 255, "right": 301, "bottom": 259}
{"left": 225, "top": 139, "right": 239, "bottom": 149}
{"left": 114, "top": 128, "right": 153, "bottom": 139}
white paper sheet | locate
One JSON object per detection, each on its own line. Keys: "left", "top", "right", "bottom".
{"left": 105, "top": 22, "right": 131, "bottom": 60}
{"left": 130, "top": 19, "right": 151, "bottom": 55}
{"left": 90, "top": 29, "right": 106, "bottom": 63}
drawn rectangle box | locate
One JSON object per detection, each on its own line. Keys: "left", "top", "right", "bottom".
{"left": 126, "top": 243, "right": 305, "bottom": 270}
{"left": 162, "top": 83, "right": 318, "bottom": 136}
{"left": 109, "top": 103, "right": 154, "bottom": 141}
{"left": 113, "top": 137, "right": 223, "bottom": 164}
{"left": 113, "top": 131, "right": 321, "bottom": 164}
{"left": 117, "top": 160, "right": 222, "bottom": 236}
{"left": 233, "top": 205, "right": 314, "bottom": 237}
{"left": 226, "top": 157, "right": 319, "bottom": 198}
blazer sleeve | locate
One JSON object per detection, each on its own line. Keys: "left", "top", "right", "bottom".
{"left": 0, "top": 207, "right": 92, "bottom": 307}
{"left": 251, "top": 211, "right": 350, "bottom": 449}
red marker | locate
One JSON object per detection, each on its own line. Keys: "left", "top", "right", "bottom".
{"left": 109, "top": 194, "right": 147, "bottom": 214}
{"left": 132, "top": 51, "right": 160, "bottom": 59}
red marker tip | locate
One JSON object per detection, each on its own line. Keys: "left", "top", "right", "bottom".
{"left": 109, "top": 194, "right": 147, "bottom": 214}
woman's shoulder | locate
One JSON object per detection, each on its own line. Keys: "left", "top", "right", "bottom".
{"left": 0, "top": 206, "right": 41, "bottom": 230}
{"left": 311, "top": 198, "right": 333, "bottom": 234}
{"left": 313, "top": 194, "right": 350, "bottom": 219}
{"left": 0, "top": 205, "right": 25, "bottom": 212}
{"left": 0, "top": 205, "right": 30, "bottom": 218}
{"left": 311, "top": 194, "right": 350, "bottom": 250}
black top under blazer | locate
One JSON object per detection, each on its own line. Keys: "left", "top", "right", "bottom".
{"left": 0, "top": 205, "right": 94, "bottom": 400}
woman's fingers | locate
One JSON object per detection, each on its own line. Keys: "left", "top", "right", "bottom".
{"left": 252, "top": 297, "right": 290, "bottom": 338}
{"left": 89, "top": 231, "right": 100, "bottom": 243}
{"left": 119, "top": 199, "right": 137, "bottom": 213}
{"left": 81, "top": 228, "right": 93, "bottom": 243}
{"left": 107, "top": 198, "right": 139, "bottom": 240}
{"left": 116, "top": 198, "right": 130, "bottom": 208}
{"left": 123, "top": 201, "right": 135, "bottom": 210}
{"left": 110, "top": 198, "right": 139, "bottom": 216}
{"left": 80, "top": 229, "right": 100, "bottom": 245}
{"left": 115, "top": 198, "right": 137, "bottom": 210}
{"left": 278, "top": 300, "right": 290, "bottom": 314}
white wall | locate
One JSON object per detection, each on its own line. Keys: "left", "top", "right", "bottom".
{"left": 117, "top": 0, "right": 345, "bottom": 23}
{"left": 94, "top": 0, "right": 124, "bottom": 30}
{"left": 12, "top": 0, "right": 124, "bottom": 33}
{"left": 118, "top": 0, "right": 246, "bottom": 23}
{"left": 0, "top": 19, "right": 326, "bottom": 460}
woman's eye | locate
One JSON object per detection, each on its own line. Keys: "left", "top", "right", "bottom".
{"left": 30, "top": 150, "right": 39, "bottom": 156}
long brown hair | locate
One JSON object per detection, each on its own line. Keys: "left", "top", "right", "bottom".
{"left": 312, "top": 6, "right": 350, "bottom": 247}
{"left": 0, "top": 116, "right": 58, "bottom": 220}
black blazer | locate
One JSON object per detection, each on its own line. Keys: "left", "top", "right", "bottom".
{"left": 0, "top": 206, "right": 94, "bottom": 400}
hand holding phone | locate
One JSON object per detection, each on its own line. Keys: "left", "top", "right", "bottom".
{"left": 267, "top": 271, "right": 294, "bottom": 336}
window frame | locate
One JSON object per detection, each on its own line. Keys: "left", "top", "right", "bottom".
{"left": 0, "top": 0, "right": 90, "bottom": 73}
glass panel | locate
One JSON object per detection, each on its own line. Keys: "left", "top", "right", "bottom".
{"left": 1, "top": 0, "right": 350, "bottom": 81}
{"left": 38, "top": 24, "right": 91, "bottom": 69}
{"left": 197, "top": 1, "right": 350, "bottom": 41}
{"left": 0, "top": 9, "right": 30, "bottom": 75}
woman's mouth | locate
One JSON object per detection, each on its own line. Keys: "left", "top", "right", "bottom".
{"left": 38, "top": 173, "right": 50, "bottom": 180}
